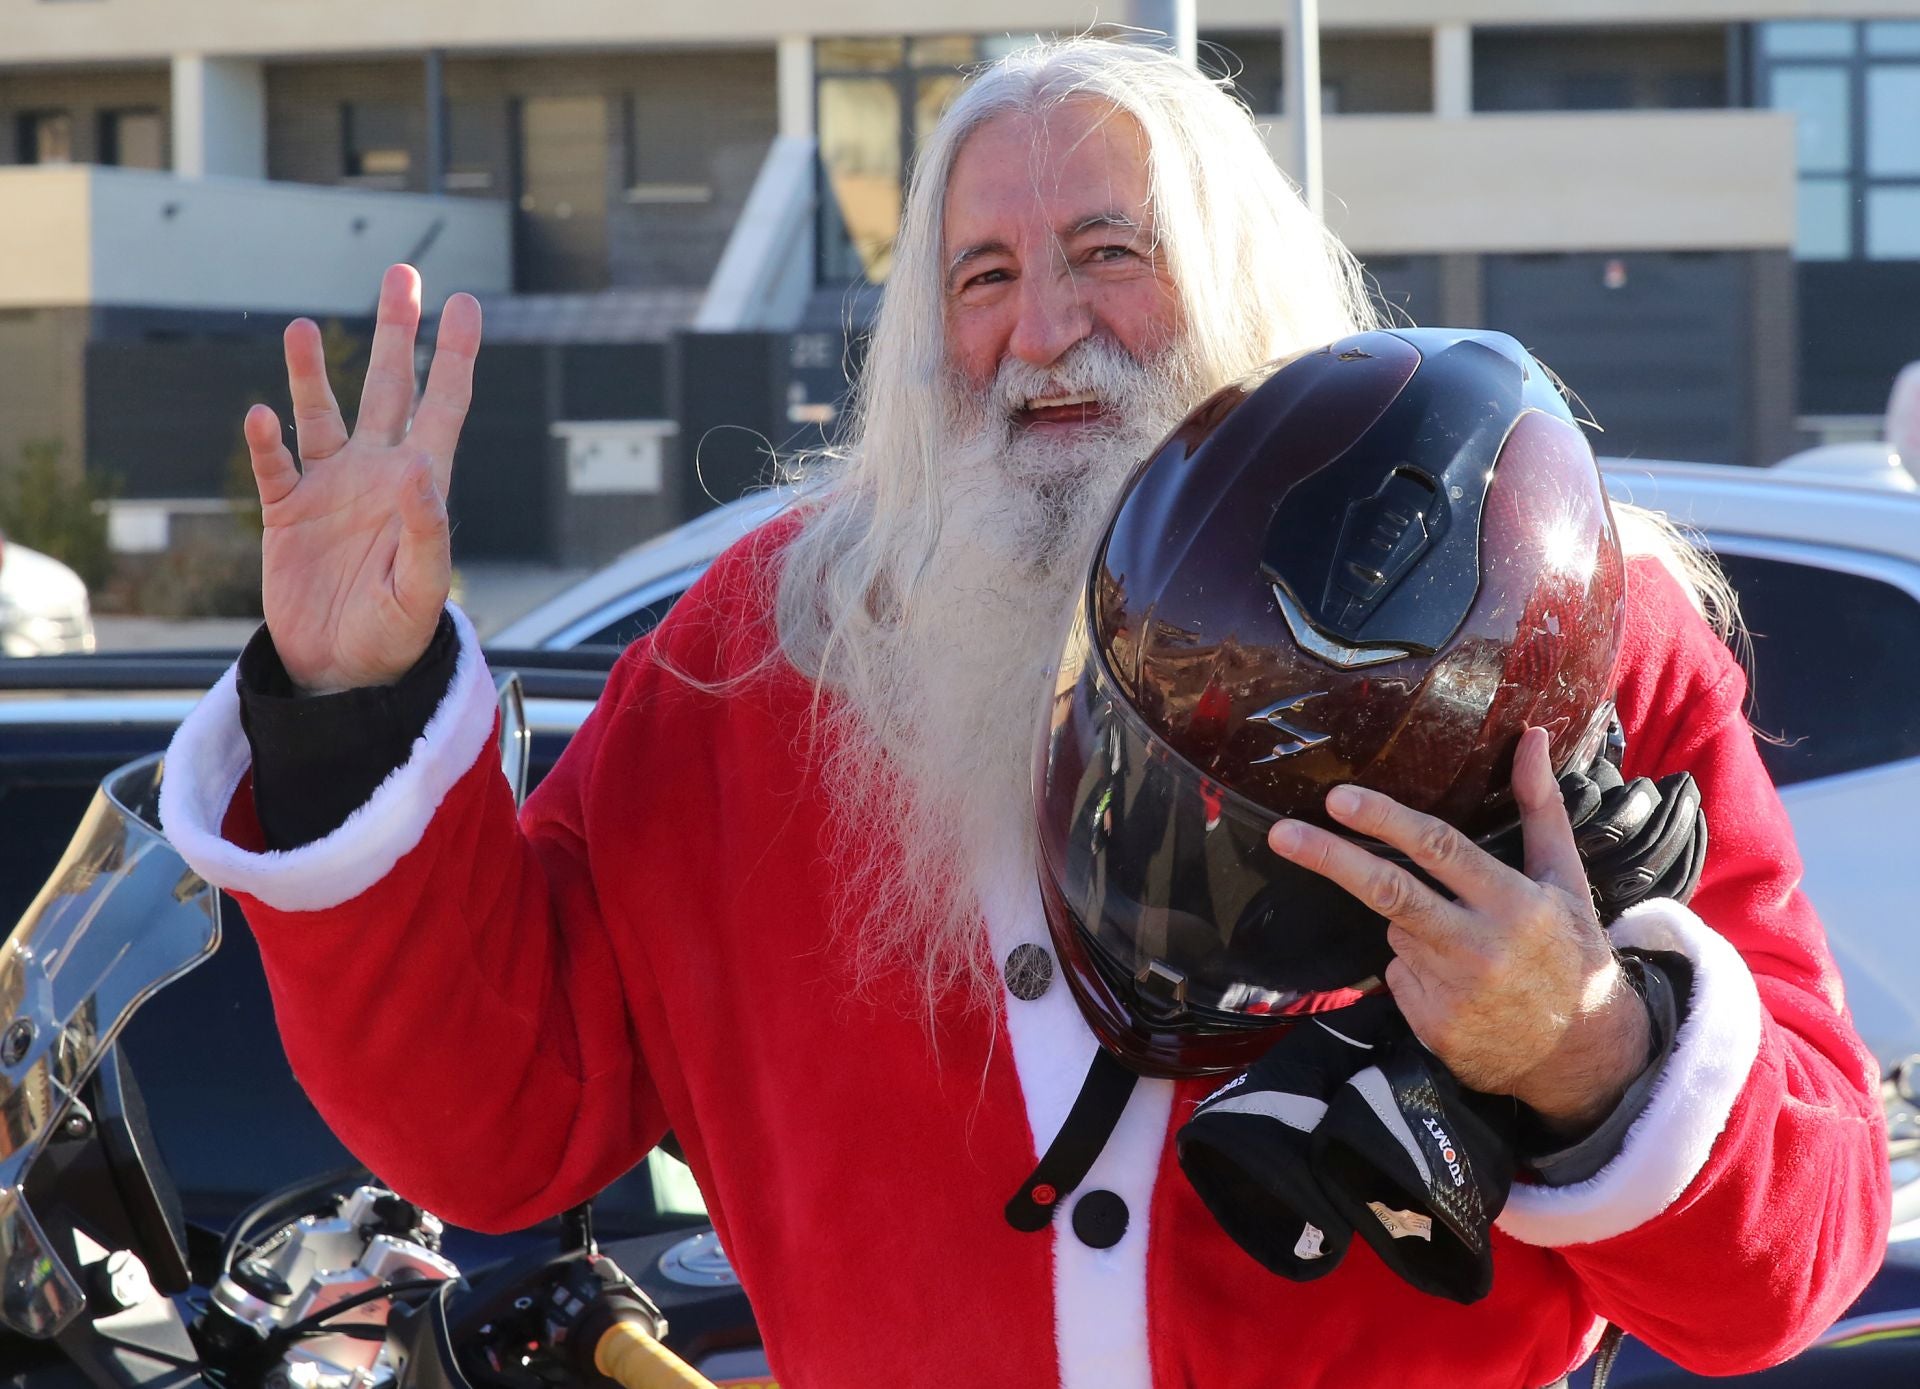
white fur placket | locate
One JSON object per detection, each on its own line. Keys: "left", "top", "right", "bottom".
{"left": 972, "top": 851, "right": 1173, "bottom": 1389}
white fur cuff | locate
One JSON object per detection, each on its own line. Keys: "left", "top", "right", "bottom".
{"left": 158, "top": 606, "right": 498, "bottom": 913}
{"left": 1495, "top": 898, "right": 1764, "bottom": 1248}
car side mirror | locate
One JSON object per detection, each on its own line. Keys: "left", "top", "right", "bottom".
{"left": 495, "top": 671, "right": 531, "bottom": 810}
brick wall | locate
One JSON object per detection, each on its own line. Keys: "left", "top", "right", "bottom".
{"left": 0, "top": 308, "right": 88, "bottom": 480}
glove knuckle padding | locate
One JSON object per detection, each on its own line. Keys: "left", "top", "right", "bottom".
{"left": 1579, "top": 771, "right": 1708, "bottom": 921}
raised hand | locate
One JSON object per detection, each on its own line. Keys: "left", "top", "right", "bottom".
{"left": 1267, "top": 727, "right": 1653, "bottom": 1137}
{"left": 244, "top": 264, "right": 481, "bottom": 694}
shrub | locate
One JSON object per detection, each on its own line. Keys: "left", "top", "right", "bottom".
{"left": 0, "top": 439, "right": 114, "bottom": 591}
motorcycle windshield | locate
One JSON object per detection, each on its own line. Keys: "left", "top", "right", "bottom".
{"left": 0, "top": 754, "right": 219, "bottom": 1338}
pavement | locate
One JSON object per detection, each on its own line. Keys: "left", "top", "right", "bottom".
{"left": 90, "top": 561, "right": 593, "bottom": 653}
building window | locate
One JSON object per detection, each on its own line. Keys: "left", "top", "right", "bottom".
{"left": 1760, "top": 20, "right": 1920, "bottom": 261}
{"left": 623, "top": 88, "right": 713, "bottom": 204}
{"left": 99, "top": 108, "right": 165, "bottom": 170}
{"left": 1198, "top": 31, "right": 1432, "bottom": 117}
{"left": 1473, "top": 26, "right": 1728, "bottom": 112}
{"left": 15, "top": 111, "right": 74, "bottom": 164}
{"left": 814, "top": 33, "right": 1046, "bottom": 285}
{"left": 341, "top": 101, "right": 412, "bottom": 189}
{"left": 445, "top": 99, "right": 498, "bottom": 193}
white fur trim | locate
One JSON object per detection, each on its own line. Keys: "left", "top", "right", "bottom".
{"left": 158, "top": 606, "right": 498, "bottom": 913}
{"left": 1495, "top": 898, "right": 1764, "bottom": 1247}
{"left": 972, "top": 847, "right": 1166, "bottom": 1389}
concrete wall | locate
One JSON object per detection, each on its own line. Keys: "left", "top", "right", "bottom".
{"left": 5, "top": 0, "right": 1920, "bottom": 60}
{"left": 0, "top": 65, "right": 171, "bottom": 165}
{"left": 0, "top": 166, "right": 96, "bottom": 306}
{"left": 264, "top": 51, "right": 775, "bottom": 290}
{"left": 1215, "top": 0, "right": 1920, "bottom": 28}
{"left": 0, "top": 165, "right": 510, "bottom": 313}
{"left": 1262, "top": 109, "right": 1796, "bottom": 255}
{"left": 0, "top": 307, "right": 88, "bottom": 482}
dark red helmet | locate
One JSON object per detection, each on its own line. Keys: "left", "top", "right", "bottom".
{"left": 1034, "top": 328, "right": 1626, "bottom": 1078}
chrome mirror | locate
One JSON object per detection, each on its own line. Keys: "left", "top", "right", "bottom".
{"left": 495, "top": 671, "right": 531, "bottom": 810}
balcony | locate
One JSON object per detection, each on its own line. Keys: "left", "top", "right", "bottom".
{"left": 0, "top": 165, "right": 510, "bottom": 313}
{"left": 1260, "top": 108, "right": 1796, "bottom": 256}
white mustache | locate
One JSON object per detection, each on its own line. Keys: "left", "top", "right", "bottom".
{"left": 991, "top": 338, "right": 1160, "bottom": 419}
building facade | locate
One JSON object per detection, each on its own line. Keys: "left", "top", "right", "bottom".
{"left": 1, "top": 0, "right": 1916, "bottom": 558}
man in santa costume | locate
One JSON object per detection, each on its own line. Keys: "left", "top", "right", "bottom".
{"left": 160, "top": 37, "right": 1888, "bottom": 1389}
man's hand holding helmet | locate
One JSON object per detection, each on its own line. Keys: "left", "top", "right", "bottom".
{"left": 1269, "top": 726, "right": 1653, "bottom": 1137}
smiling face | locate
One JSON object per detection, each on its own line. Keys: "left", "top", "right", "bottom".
{"left": 941, "top": 100, "right": 1185, "bottom": 440}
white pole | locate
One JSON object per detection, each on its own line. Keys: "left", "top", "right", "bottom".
{"left": 1125, "top": 0, "right": 1197, "bottom": 66}
{"left": 1288, "top": 0, "right": 1324, "bottom": 218}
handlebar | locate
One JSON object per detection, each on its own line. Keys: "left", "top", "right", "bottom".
{"left": 592, "top": 1317, "right": 718, "bottom": 1389}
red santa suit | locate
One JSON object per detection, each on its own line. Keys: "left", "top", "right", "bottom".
{"left": 159, "top": 518, "right": 1889, "bottom": 1388}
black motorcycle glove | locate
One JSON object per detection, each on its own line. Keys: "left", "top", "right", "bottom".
{"left": 1564, "top": 763, "right": 1708, "bottom": 923}
{"left": 1176, "top": 994, "right": 1406, "bottom": 1281}
{"left": 1309, "top": 1030, "right": 1520, "bottom": 1305}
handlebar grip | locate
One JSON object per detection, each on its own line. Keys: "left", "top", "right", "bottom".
{"left": 593, "top": 1318, "right": 718, "bottom": 1389}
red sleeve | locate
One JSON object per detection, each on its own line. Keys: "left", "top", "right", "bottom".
{"left": 1496, "top": 555, "right": 1889, "bottom": 1372}
{"left": 159, "top": 525, "right": 793, "bottom": 1234}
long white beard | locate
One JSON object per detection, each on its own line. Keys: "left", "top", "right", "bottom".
{"left": 819, "top": 337, "right": 1205, "bottom": 1017}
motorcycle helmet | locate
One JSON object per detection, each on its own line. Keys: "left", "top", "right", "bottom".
{"left": 1033, "top": 328, "right": 1626, "bottom": 1078}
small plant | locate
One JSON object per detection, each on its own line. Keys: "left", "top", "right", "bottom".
{"left": 0, "top": 439, "right": 114, "bottom": 591}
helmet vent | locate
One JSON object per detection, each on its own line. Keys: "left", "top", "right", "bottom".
{"left": 1328, "top": 467, "right": 1443, "bottom": 626}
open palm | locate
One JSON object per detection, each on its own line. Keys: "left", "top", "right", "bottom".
{"left": 245, "top": 264, "right": 481, "bottom": 693}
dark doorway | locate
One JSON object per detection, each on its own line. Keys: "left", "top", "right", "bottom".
{"left": 513, "top": 95, "right": 611, "bottom": 292}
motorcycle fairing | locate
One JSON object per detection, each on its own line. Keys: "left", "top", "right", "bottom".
{"left": 0, "top": 754, "right": 219, "bottom": 1338}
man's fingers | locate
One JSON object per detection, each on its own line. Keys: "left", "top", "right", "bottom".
{"left": 284, "top": 318, "right": 349, "bottom": 462}
{"left": 393, "top": 457, "right": 451, "bottom": 623}
{"left": 356, "top": 264, "right": 424, "bottom": 446}
{"left": 1268, "top": 818, "right": 1463, "bottom": 939}
{"left": 1322, "top": 783, "right": 1515, "bottom": 906}
{"left": 1516, "top": 726, "right": 1590, "bottom": 899}
{"left": 244, "top": 404, "right": 301, "bottom": 507}
{"left": 410, "top": 293, "right": 482, "bottom": 491}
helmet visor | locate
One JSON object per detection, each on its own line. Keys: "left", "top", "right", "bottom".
{"left": 1035, "top": 610, "right": 1395, "bottom": 1031}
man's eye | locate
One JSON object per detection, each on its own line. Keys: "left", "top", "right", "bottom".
{"left": 1091, "top": 244, "right": 1138, "bottom": 263}
{"left": 963, "top": 268, "right": 1010, "bottom": 289}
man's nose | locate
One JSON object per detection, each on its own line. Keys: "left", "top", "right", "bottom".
{"left": 1006, "top": 266, "right": 1093, "bottom": 369}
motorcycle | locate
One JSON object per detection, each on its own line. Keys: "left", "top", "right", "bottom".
{"left": 0, "top": 751, "right": 764, "bottom": 1389}
{"left": 7, "top": 742, "right": 1920, "bottom": 1388}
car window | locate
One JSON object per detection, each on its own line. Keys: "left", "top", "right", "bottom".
{"left": 574, "top": 587, "right": 692, "bottom": 650}
{"left": 1716, "top": 551, "right": 1920, "bottom": 786}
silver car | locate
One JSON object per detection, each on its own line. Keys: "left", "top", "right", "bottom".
{"left": 0, "top": 536, "right": 95, "bottom": 658}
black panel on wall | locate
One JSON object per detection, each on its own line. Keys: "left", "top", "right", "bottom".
{"left": 450, "top": 342, "right": 554, "bottom": 560}
{"left": 1360, "top": 255, "right": 1440, "bottom": 328}
{"left": 559, "top": 343, "right": 669, "bottom": 419}
{"left": 666, "top": 331, "right": 793, "bottom": 519}
{"left": 85, "top": 341, "right": 286, "bottom": 498}
{"left": 1482, "top": 252, "right": 1746, "bottom": 464}
{"left": 1798, "top": 262, "right": 1920, "bottom": 418}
